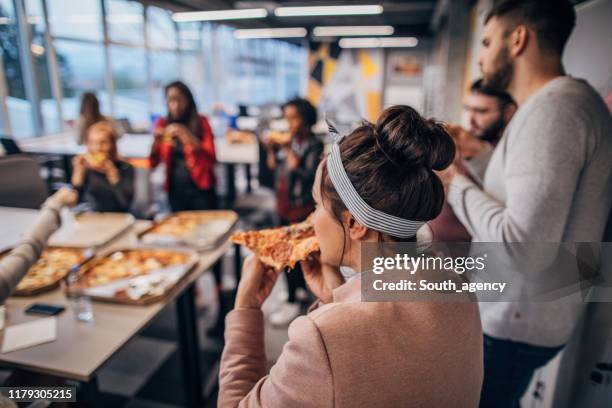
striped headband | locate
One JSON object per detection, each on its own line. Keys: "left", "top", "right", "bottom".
{"left": 325, "top": 121, "right": 425, "bottom": 238}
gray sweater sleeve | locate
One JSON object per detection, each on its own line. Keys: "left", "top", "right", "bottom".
{"left": 461, "top": 143, "right": 493, "bottom": 186}
{"left": 0, "top": 196, "right": 64, "bottom": 303}
{"left": 447, "top": 102, "right": 587, "bottom": 242}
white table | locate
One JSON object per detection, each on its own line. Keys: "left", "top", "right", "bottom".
{"left": 18, "top": 132, "right": 258, "bottom": 164}
{"left": 18, "top": 132, "right": 260, "bottom": 205}
{"left": 0, "top": 213, "right": 233, "bottom": 407}
{"left": 0, "top": 207, "right": 41, "bottom": 251}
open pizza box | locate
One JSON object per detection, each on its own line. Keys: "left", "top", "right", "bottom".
{"left": 49, "top": 212, "right": 135, "bottom": 248}
{"left": 4, "top": 246, "right": 93, "bottom": 297}
{"left": 74, "top": 246, "right": 199, "bottom": 305}
{"left": 138, "top": 210, "right": 238, "bottom": 250}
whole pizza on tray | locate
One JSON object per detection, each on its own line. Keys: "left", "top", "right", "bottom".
{"left": 230, "top": 216, "right": 319, "bottom": 271}
{"left": 13, "top": 247, "right": 85, "bottom": 294}
{"left": 82, "top": 249, "right": 190, "bottom": 287}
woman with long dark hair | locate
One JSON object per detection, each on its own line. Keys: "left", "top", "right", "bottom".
{"left": 76, "top": 92, "right": 105, "bottom": 145}
{"left": 149, "top": 81, "right": 217, "bottom": 211}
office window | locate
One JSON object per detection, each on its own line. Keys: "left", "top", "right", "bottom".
{"left": 110, "top": 45, "right": 147, "bottom": 126}
{"left": 54, "top": 40, "right": 108, "bottom": 120}
{"left": 147, "top": 6, "right": 176, "bottom": 50}
{"left": 47, "top": 0, "right": 103, "bottom": 42}
{"left": 180, "top": 52, "right": 206, "bottom": 111}
{"left": 26, "top": 0, "right": 61, "bottom": 133}
{"left": 178, "top": 22, "right": 200, "bottom": 51}
{"left": 0, "top": 0, "right": 34, "bottom": 137}
{"left": 150, "top": 50, "right": 178, "bottom": 114}
{"left": 106, "top": 0, "right": 144, "bottom": 46}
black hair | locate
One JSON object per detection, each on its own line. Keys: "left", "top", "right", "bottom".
{"left": 485, "top": 0, "right": 576, "bottom": 55}
{"left": 470, "top": 78, "right": 516, "bottom": 109}
{"left": 283, "top": 97, "right": 318, "bottom": 129}
{"left": 165, "top": 80, "right": 203, "bottom": 139}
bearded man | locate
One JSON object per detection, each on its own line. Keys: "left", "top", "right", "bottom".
{"left": 439, "top": 0, "right": 612, "bottom": 406}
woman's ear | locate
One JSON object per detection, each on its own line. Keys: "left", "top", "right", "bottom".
{"left": 345, "top": 213, "right": 368, "bottom": 241}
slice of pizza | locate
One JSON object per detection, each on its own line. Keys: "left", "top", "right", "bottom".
{"left": 85, "top": 152, "right": 107, "bottom": 167}
{"left": 230, "top": 217, "right": 319, "bottom": 271}
{"left": 267, "top": 131, "right": 292, "bottom": 146}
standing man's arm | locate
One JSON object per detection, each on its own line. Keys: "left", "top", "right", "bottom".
{"left": 447, "top": 104, "right": 587, "bottom": 242}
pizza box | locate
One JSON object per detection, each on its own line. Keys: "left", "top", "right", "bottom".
{"left": 138, "top": 210, "right": 238, "bottom": 250}
{"left": 75, "top": 246, "right": 199, "bottom": 305}
{"left": 49, "top": 212, "right": 135, "bottom": 248}
{"left": 3, "top": 246, "right": 94, "bottom": 297}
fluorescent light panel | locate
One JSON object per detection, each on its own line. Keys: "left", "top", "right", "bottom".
{"left": 173, "top": 8, "right": 267, "bottom": 22}
{"left": 234, "top": 28, "right": 307, "bottom": 39}
{"left": 313, "top": 25, "right": 394, "bottom": 37}
{"left": 275, "top": 5, "right": 383, "bottom": 17}
{"left": 339, "top": 36, "right": 419, "bottom": 48}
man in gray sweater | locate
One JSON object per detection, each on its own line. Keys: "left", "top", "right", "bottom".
{"left": 441, "top": 0, "right": 612, "bottom": 406}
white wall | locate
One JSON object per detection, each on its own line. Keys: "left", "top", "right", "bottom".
{"left": 563, "top": 0, "right": 612, "bottom": 100}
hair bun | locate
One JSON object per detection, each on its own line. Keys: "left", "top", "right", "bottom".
{"left": 373, "top": 105, "right": 455, "bottom": 171}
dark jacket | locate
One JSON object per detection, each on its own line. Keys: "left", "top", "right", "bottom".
{"left": 278, "top": 135, "right": 324, "bottom": 208}
{"left": 80, "top": 160, "right": 134, "bottom": 212}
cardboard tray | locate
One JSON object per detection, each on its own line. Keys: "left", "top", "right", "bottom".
{"left": 76, "top": 246, "right": 199, "bottom": 305}
{"left": 137, "top": 210, "right": 238, "bottom": 250}
{"left": 4, "top": 246, "right": 93, "bottom": 297}
{"left": 49, "top": 212, "right": 135, "bottom": 248}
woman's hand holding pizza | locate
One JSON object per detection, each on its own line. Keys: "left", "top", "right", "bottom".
{"left": 235, "top": 254, "right": 283, "bottom": 309}
{"left": 166, "top": 123, "right": 198, "bottom": 147}
{"left": 71, "top": 155, "right": 88, "bottom": 188}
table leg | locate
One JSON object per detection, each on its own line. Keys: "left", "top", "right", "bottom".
{"left": 225, "top": 163, "right": 236, "bottom": 207}
{"left": 79, "top": 375, "right": 99, "bottom": 404}
{"left": 234, "top": 243, "right": 242, "bottom": 284}
{"left": 176, "top": 283, "right": 203, "bottom": 408}
{"left": 62, "top": 154, "right": 72, "bottom": 181}
{"left": 245, "top": 164, "right": 252, "bottom": 193}
{"left": 207, "top": 259, "right": 226, "bottom": 339}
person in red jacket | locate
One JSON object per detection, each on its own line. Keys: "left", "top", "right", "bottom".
{"left": 150, "top": 81, "right": 217, "bottom": 211}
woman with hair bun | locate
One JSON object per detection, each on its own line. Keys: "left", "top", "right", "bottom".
{"left": 218, "top": 105, "right": 483, "bottom": 407}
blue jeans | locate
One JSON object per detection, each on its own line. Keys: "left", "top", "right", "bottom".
{"left": 479, "top": 334, "right": 564, "bottom": 408}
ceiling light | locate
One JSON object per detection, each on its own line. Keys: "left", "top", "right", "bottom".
{"left": 275, "top": 5, "right": 383, "bottom": 17}
{"left": 234, "top": 28, "right": 307, "bottom": 39}
{"left": 313, "top": 25, "right": 394, "bottom": 37}
{"left": 173, "top": 8, "right": 267, "bottom": 22}
{"left": 339, "top": 36, "right": 418, "bottom": 48}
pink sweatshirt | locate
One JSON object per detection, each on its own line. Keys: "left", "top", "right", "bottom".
{"left": 219, "top": 276, "right": 483, "bottom": 407}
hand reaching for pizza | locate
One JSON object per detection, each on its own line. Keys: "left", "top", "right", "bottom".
{"left": 300, "top": 253, "right": 344, "bottom": 304}
{"left": 235, "top": 254, "right": 283, "bottom": 309}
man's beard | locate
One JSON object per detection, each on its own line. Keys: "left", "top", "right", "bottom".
{"left": 477, "top": 114, "right": 507, "bottom": 143}
{"left": 483, "top": 46, "right": 513, "bottom": 91}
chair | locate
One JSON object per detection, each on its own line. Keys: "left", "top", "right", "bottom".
{"left": 0, "top": 137, "right": 22, "bottom": 155}
{"left": 0, "top": 155, "right": 48, "bottom": 209}
{"left": 1, "top": 136, "right": 67, "bottom": 192}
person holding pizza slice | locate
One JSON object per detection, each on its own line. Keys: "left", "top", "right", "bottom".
{"left": 149, "top": 81, "right": 217, "bottom": 211}
{"left": 264, "top": 97, "right": 324, "bottom": 326}
{"left": 71, "top": 121, "right": 134, "bottom": 213}
{"left": 218, "top": 105, "right": 483, "bottom": 407}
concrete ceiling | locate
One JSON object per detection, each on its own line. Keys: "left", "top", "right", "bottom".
{"left": 149, "top": 0, "right": 438, "bottom": 37}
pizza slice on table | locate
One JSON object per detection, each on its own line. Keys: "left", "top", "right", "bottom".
{"left": 230, "top": 217, "right": 319, "bottom": 271}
